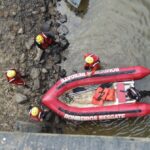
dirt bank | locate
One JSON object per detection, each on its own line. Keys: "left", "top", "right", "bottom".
{"left": 0, "top": 0, "right": 68, "bottom": 131}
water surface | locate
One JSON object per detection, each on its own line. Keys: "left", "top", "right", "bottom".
{"left": 57, "top": 0, "right": 150, "bottom": 137}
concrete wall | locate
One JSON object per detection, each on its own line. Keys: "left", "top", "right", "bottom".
{"left": 0, "top": 132, "right": 150, "bottom": 150}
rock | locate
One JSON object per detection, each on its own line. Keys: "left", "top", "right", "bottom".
{"left": 30, "top": 68, "right": 40, "bottom": 79}
{"left": 59, "top": 14, "right": 67, "bottom": 23}
{"left": 59, "top": 37, "right": 69, "bottom": 49}
{"left": 14, "top": 121, "right": 42, "bottom": 132}
{"left": 34, "top": 47, "right": 43, "bottom": 62}
{"left": 40, "top": 7, "right": 46, "bottom": 13}
{"left": 33, "top": 78, "right": 40, "bottom": 90}
{"left": 11, "top": 11, "right": 17, "bottom": 17}
{"left": 41, "top": 21, "right": 52, "bottom": 32}
{"left": 0, "top": 10, "right": 4, "bottom": 17}
{"left": 45, "top": 111, "right": 53, "bottom": 121}
{"left": 57, "top": 25, "right": 69, "bottom": 36}
{"left": 48, "top": 79, "right": 55, "bottom": 87}
{"left": 54, "top": 115, "right": 60, "bottom": 124}
{"left": 41, "top": 68, "right": 48, "bottom": 73}
{"left": 25, "top": 37, "right": 34, "bottom": 50}
{"left": 13, "top": 93, "right": 28, "bottom": 104}
{"left": 39, "top": 59, "right": 46, "bottom": 64}
{"left": 22, "top": 88, "right": 32, "bottom": 96}
{"left": 20, "top": 53, "right": 26, "bottom": 63}
{"left": 32, "top": 11, "right": 39, "bottom": 15}
{"left": 45, "top": 48, "right": 51, "bottom": 54}
{"left": 59, "top": 69, "right": 66, "bottom": 77}
{"left": 53, "top": 54, "right": 62, "bottom": 64}
{"left": 53, "top": 65, "right": 61, "bottom": 73}
{"left": 18, "top": 28, "right": 24, "bottom": 34}
{"left": 3, "top": 11, "right": 9, "bottom": 18}
{"left": 41, "top": 74, "right": 46, "bottom": 80}
{"left": 51, "top": 0, "right": 57, "bottom": 6}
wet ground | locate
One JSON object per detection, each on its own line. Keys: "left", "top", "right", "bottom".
{"left": 57, "top": 0, "right": 150, "bottom": 137}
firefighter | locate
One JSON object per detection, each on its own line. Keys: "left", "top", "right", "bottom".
{"left": 29, "top": 106, "right": 50, "bottom": 122}
{"left": 84, "top": 53, "right": 101, "bottom": 75}
{"left": 34, "top": 32, "right": 56, "bottom": 50}
{"left": 6, "top": 69, "right": 25, "bottom": 85}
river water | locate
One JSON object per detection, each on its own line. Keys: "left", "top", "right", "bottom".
{"left": 57, "top": 0, "right": 150, "bottom": 137}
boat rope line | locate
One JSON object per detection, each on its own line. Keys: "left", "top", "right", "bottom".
{"left": 58, "top": 107, "right": 141, "bottom": 116}
{"left": 57, "top": 70, "right": 135, "bottom": 89}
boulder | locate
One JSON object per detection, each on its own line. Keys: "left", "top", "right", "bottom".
{"left": 59, "top": 14, "right": 67, "bottom": 23}
{"left": 25, "top": 37, "right": 34, "bottom": 50}
{"left": 32, "top": 78, "right": 40, "bottom": 90}
{"left": 59, "top": 69, "right": 66, "bottom": 77}
{"left": 57, "top": 25, "right": 69, "bottom": 36}
{"left": 13, "top": 93, "right": 28, "bottom": 104}
{"left": 34, "top": 47, "right": 43, "bottom": 62}
{"left": 41, "top": 68, "right": 48, "bottom": 74}
{"left": 17, "top": 27, "right": 24, "bottom": 34}
{"left": 53, "top": 54, "right": 62, "bottom": 64}
{"left": 30, "top": 68, "right": 40, "bottom": 79}
{"left": 41, "top": 21, "right": 52, "bottom": 32}
{"left": 14, "top": 121, "right": 42, "bottom": 132}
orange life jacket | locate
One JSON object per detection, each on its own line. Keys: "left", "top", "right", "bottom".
{"left": 92, "top": 87, "right": 115, "bottom": 105}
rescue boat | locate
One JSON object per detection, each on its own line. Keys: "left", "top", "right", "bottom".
{"left": 42, "top": 66, "right": 150, "bottom": 121}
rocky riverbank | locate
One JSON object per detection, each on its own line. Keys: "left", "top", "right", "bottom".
{"left": 0, "top": 0, "right": 69, "bottom": 132}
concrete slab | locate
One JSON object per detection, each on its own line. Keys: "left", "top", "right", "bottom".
{"left": 0, "top": 132, "right": 149, "bottom": 150}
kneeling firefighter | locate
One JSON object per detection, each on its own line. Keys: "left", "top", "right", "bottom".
{"left": 84, "top": 53, "right": 101, "bottom": 75}
{"left": 6, "top": 69, "right": 25, "bottom": 85}
{"left": 34, "top": 32, "right": 56, "bottom": 50}
{"left": 29, "top": 106, "right": 51, "bottom": 122}
{"left": 92, "top": 87, "right": 115, "bottom": 106}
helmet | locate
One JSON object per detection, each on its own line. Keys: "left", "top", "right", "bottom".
{"left": 36, "top": 35, "right": 44, "bottom": 44}
{"left": 7, "top": 70, "right": 16, "bottom": 78}
{"left": 85, "top": 56, "right": 94, "bottom": 64}
{"left": 31, "top": 107, "right": 40, "bottom": 117}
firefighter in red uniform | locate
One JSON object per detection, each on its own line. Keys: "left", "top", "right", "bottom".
{"left": 35, "top": 32, "right": 56, "bottom": 50}
{"left": 6, "top": 69, "right": 25, "bottom": 85}
{"left": 84, "top": 53, "right": 101, "bottom": 75}
{"left": 29, "top": 106, "right": 50, "bottom": 122}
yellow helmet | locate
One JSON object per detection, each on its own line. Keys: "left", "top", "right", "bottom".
{"left": 7, "top": 70, "right": 16, "bottom": 78}
{"left": 36, "top": 35, "right": 44, "bottom": 44}
{"left": 31, "top": 107, "right": 40, "bottom": 117}
{"left": 85, "top": 56, "right": 94, "bottom": 64}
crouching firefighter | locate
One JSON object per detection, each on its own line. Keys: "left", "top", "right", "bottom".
{"left": 34, "top": 32, "right": 56, "bottom": 50}
{"left": 29, "top": 106, "right": 51, "bottom": 122}
{"left": 84, "top": 53, "right": 101, "bottom": 75}
{"left": 92, "top": 87, "right": 115, "bottom": 106}
{"left": 6, "top": 69, "right": 25, "bottom": 85}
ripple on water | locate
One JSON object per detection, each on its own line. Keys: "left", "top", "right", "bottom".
{"left": 58, "top": 0, "right": 150, "bottom": 137}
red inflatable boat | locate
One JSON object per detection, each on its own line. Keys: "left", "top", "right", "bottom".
{"left": 42, "top": 66, "right": 150, "bottom": 121}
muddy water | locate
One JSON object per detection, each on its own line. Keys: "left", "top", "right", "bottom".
{"left": 57, "top": 0, "right": 150, "bottom": 137}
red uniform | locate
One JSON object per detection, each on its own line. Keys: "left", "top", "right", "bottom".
{"left": 84, "top": 53, "right": 101, "bottom": 75}
{"left": 6, "top": 69, "right": 25, "bottom": 85}
{"left": 29, "top": 108, "right": 43, "bottom": 122}
{"left": 35, "top": 32, "right": 54, "bottom": 50}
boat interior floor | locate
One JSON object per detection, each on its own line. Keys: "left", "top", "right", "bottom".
{"left": 59, "top": 81, "right": 136, "bottom": 108}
